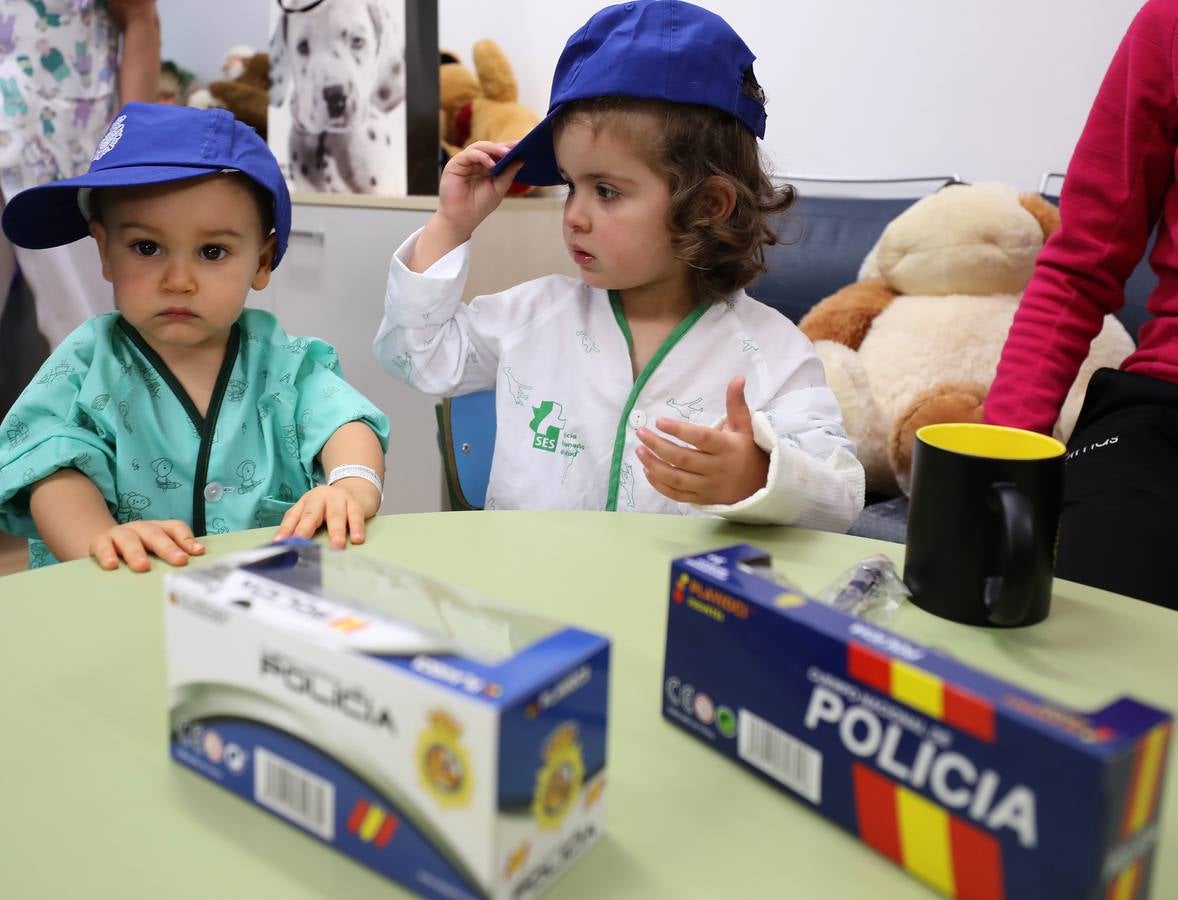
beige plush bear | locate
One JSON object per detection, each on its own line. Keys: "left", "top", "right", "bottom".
{"left": 799, "top": 182, "right": 1135, "bottom": 495}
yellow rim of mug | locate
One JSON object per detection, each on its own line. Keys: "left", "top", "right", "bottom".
{"left": 917, "top": 423, "right": 1066, "bottom": 461}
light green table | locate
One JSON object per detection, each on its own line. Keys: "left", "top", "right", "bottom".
{"left": 1, "top": 511, "right": 1174, "bottom": 898}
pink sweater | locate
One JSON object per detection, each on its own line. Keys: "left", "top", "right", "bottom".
{"left": 986, "top": 0, "right": 1178, "bottom": 433}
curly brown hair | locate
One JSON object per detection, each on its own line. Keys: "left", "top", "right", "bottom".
{"left": 555, "top": 96, "right": 795, "bottom": 303}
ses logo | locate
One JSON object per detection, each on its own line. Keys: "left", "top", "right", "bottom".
{"left": 529, "top": 401, "right": 566, "bottom": 453}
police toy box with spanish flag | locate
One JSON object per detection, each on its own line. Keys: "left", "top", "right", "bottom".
{"left": 661, "top": 545, "right": 1171, "bottom": 899}
{"left": 164, "top": 541, "right": 609, "bottom": 900}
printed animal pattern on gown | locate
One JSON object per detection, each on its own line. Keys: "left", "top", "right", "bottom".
{"left": 0, "top": 308, "right": 390, "bottom": 567}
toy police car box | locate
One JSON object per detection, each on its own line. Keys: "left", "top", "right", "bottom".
{"left": 662, "top": 545, "right": 1172, "bottom": 900}
{"left": 163, "top": 541, "right": 609, "bottom": 900}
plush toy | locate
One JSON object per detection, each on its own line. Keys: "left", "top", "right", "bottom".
{"left": 187, "top": 50, "right": 269, "bottom": 139}
{"left": 440, "top": 40, "right": 540, "bottom": 195}
{"left": 158, "top": 60, "right": 195, "bottom": 105}
{"left": 798, "top": 182, "right": 1136, "bottom": 495}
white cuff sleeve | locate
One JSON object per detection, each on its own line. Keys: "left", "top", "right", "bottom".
{"left": 697, "top": 411, "right": 865, "bottom": 531}
{"left": 382, "top": 227, "right": 472, "bottom": 328}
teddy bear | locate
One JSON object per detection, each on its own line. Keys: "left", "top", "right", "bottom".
{"left": 187, "top": 49, "right": 268, "bottom": 139}
{"left": 798, "top": 182, "right": 1136, "bottom": 496}
{"left": 440, "top": 39, "right": 540, "bottom": 195}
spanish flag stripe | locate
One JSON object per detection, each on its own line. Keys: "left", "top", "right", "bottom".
{"left": 944, "top": 684, "right": 997, "bottom": 743}
{"left": 1127, "top": 724, "right": 1170, "bottom": 833}
{"left": 891, "top": 660, "right": 945, "bottom": 720}
{"left": 346, "top": 799, "right": 369, "bottom": 833}
{"left": 1107, "top": 861, "right": 1141, "bottom": 900}
{"left": 1145, "top": 725, "right": 1172, "bottom": 823}
{"left": 849, "top": 643, "right": 892, "bottom": 694}
{"left": 1120, "top": 734, "right": 1148, "bottom": 838}
{"left": 374, "top": 813, "right": 399, "bottom": 848}
{"left": 852, "top": 762, "right": 903, "bottom": 864}
{"left": 949, "top": 814, "right": 1005, "bottom": 900}
{"left": 896, "top": 784, "right": 956, "bottom": 895}
{"left": 359, "top": 806, "right": 386, "bottom": 842}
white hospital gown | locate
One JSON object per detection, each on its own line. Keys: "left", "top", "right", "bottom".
{"left": 375, "top": 230, "right": 864, "bottom": 530}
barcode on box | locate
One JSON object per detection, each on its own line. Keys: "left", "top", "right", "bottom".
{"left": 737, "top": 708, "right": 822, "bottom": 804}
{"left": 254, "top": 747, "right": 336, "bottom": 840}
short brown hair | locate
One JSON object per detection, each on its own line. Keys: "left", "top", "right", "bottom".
{"left": 89, "top": 172, "right": 275, "bottom": 243}
{"left": 555, "top": 97, "right": 795, "bottom": 302}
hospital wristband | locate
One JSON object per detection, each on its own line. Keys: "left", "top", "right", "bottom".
{"left": 327, "top": 464, "right": 384, "bottom": 502}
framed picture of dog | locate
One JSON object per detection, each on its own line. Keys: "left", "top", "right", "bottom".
{"left": 269, "top": 0, "right": 440, "bottom": 197}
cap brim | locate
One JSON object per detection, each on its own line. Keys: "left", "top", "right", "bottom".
{"left": 491, "top": 110, "right": 563, "bottom": 187}
{"left": 1, "top": 164, "right": 225, "bottom": 250}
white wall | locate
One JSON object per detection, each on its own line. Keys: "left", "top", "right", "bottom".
{"left": 161, "top": 0, "right": 1143, "bottom": 187}
{"left": 440, "top": 0, "right": 1143, "bottom": 189}
{"left": 157, "top": 0, "right": 270, "bottom": 82}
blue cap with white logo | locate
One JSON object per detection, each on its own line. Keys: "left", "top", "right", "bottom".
{"left": 492, "top": 0, "right": 767, "bottom": 187}
{"left": 1, "top": 103, "right": 291, "bottom": 268}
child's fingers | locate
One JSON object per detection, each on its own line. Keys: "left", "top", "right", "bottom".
{"left": 274, "top": 500, "right": 306, "bottom": 539}
{"left": 110, "top": 529, "right": 152, "bottom": 573}
{"left": 324, "top": 495, "right": 349, "bottom": 548}
{"left": 450, "top": 142, "right": 513, "bottom": 174}
{"left": 648, "top": 417, "right": 723, "bottom": 454}
{"left": 465, "top": 140, "right": 515, "bottom": 160}
{"left": 347, "top": 500, "right": 366, "bottom": 545}
{"left": 90, "top": 533, "right": 121, "bottom": 570}
{"left": 635, "top": 427, "right": 714, "bottom": 475}
{"left": 470, "top": 149, "right": 497, "bottom": 169}
{"left": 724, "top": 376, "right": 755, "bottom": 435}
{"left": 493, "top": 158, "right": 525, "bottom": 195}
{"left": 642, "top": 465, "right": 697, "bottom": 504}
{"left": 293, "top": 501, "right": 326, "bottom": 539}
{"left": 635, "top": 445, "right": 705, "bottom": 496}
{"left": 160, "top": 520, "right": 204, "bottom": 556}
{"left": 137, "top": 523, "right": 191, "bottom": 567}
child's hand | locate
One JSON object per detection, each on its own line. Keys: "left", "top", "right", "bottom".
{"left": 635, "top": 376, "right": 770, "bottom": 506}
{"left": 273, "top": 483, "right": 375, "bottom": 549}
{"left": 435, "top": 141, "right": 525, "bottom": 243}
{"left": 90, "top": 520, "right": 205, "bottom": 573}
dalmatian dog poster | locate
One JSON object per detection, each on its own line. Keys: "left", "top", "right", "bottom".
{"left": 270, "top": 0, "right": 423, "bottom": 196}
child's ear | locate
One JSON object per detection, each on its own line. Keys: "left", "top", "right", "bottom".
{"left": 701, "top": 176, "right": 738, "bottom": 224}
{"left": 88, "top": 220, "right": 115, "bottom": 283}
{"left": 251, "top": 234, "right": 278, "bottom": 289}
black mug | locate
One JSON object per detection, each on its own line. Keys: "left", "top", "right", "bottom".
{"left": 903, "top": 423, "right": 1065, "bottom": 627}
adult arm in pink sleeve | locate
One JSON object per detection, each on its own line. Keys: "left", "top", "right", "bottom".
{"left": 986, "top": 0, "right": 1178, "bottom": 433}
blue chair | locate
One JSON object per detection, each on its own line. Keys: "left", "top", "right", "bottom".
{"left": 435, "top": 390, "right": 496, "bottom": 510}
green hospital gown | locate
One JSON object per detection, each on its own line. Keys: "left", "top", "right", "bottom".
{"left": 0, "top": 309, "right": 390, "bottom": 567}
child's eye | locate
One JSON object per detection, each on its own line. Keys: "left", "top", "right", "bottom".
{"left": 200, "top": 245, "right": 228, "bottom": 261}
{"left": 596, "top": 184, "right": 620, "bottom": 201}
{"left": 131, "top": 240, "right": 160, "bottom": 257}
